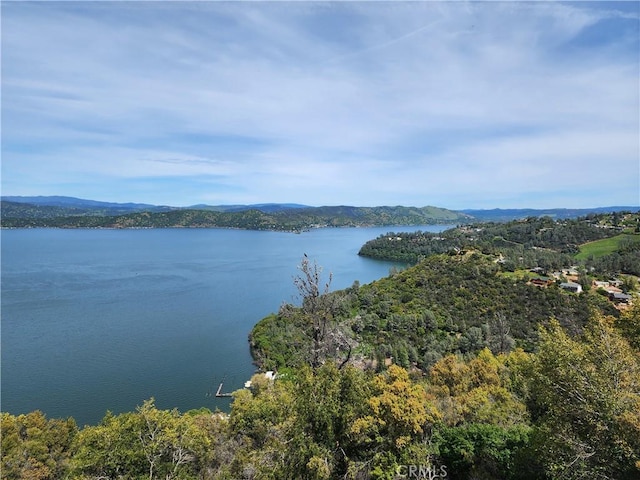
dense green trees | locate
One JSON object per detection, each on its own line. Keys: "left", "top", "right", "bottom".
{"left": 435, "top": 423, "right": 532, "bottom": 480}
{"left": 1, "top": 411, "right": 77, "bottom": 480}
{"left": 252, "top": 252, "right": 614, "bottom": 373}
{"left": 358, "top": 213, "right": 640, "bottom": 276}
{"left": 528, "top": 315, "right": 640, "bottom": 479}
{"left": 69, "top": 400, "right": 224, "bottom": 480}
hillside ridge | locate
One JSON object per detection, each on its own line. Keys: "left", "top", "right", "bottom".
{"left": 2, "top": 196, "right": 638, "bottom": 228}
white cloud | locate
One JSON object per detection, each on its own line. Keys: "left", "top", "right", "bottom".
{"left": 2, "top": 1, "right": 638, "bottom": 208}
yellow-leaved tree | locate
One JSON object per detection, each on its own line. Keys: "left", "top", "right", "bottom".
{"left": 351, "top": 364, "right": 441, "bottom": 479}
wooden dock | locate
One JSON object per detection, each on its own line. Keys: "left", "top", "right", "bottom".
{"left": 215, "top": 381, "right": 233, "bottom": 398}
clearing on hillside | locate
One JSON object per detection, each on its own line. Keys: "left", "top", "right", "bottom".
{"left": 575, "top": 234, "right": 640, "bottom": 260}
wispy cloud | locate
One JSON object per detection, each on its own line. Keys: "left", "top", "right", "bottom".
{"left": 2, "top": 1, "right": 638, "bottom": 208}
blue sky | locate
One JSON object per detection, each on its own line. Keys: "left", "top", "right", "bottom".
{"left": 2, "top": 1, "right": 639, "bottom": 209}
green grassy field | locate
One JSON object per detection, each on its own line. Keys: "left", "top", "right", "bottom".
{"left": 575, "top": 234, "right": 640, "bottom": 260}
{"left": 500, "top": 269, "right": 536, "bottom": 281}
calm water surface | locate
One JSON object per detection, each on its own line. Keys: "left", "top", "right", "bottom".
{"left": 1, "top": 226, "right": 450, "bottom": 425}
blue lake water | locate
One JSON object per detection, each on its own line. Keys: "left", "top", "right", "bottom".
{"left": 1, "top": 225, "right": 451, "bottom": 426}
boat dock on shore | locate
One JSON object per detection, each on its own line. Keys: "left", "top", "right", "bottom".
{"left": 215, "top": 380, "right": 233, "bottom": 397}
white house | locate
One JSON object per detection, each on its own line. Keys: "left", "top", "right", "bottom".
{"left": 560, "top": 282, "right": 583, "bottom": 294}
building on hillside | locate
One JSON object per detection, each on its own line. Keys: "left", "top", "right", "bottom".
{"left": 530, "top": 277, "right": 553, "bottom": 287}
{"left": 244, "top": 371, "right": 276, "bottom": 389}
{"left": 609, "top": 292, "right": 632, "bottom": 304}
{"left": 560, "top": 282, "right": 583, "bottom": 294}
{"left": 604, "top": 286, "right": 623, "bottom": 295}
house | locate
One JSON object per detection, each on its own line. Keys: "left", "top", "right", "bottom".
{"left": 604, "top": 286, "right": 623, "bottom": 295}
{"left": 530, "top": 277, "right": 552, "bottom": 287}
{"left": 244, "top": 370, "right": 277, "bottom": 389}
{"left": 609, "top": 292, "right": 632, "bottom": 304}
{"left": 560, "top": 282, "right": 583, "bottom": 293}
{"left": 562, "top": 267, "right": 579, "bottom": 276}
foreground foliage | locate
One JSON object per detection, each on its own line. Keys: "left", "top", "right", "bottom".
{"left": 3, "top": 308, "right": 639, "bottom": 479}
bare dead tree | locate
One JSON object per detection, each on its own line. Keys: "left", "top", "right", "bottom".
{"left": 488, "top": 312, "right": 515, "bottom": 354}
{"left": 293, "top": 255, "right": 333, "bottom": 368}
{"left": 289, "top": 256, "right": 355, "bottom": 369}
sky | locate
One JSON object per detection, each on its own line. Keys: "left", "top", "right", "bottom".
{"left": 2, "top": 1, "right": 639, "bottom": 209}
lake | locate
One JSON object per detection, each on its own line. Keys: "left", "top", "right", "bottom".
{"left": 1, "top": 225, "right": 451, "bottom": 426}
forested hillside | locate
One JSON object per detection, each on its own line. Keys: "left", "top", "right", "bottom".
{"left": 250, "top": 252, "right": 620, "bottom": 371}
{"left": 1, "top": 203, "right": 469, "bottom": 230}
{"left": 358, "top": 212, "right": 640, "bottom": 275}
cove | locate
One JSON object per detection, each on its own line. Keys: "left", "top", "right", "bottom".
{"left": 1, "top": 225, "right": 451, "bottom": 426}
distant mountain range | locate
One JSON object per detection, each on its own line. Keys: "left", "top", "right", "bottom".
{"left": 1, "top": 196, "right": 309, "bottom": 215}
{"left": 1, "top": 196, "right": 164, "bottom": 210}
{"left": 1, "top": 196, "right": 638, "bottom": 229}
{"left": 187, "top": 203, "right": 310, "bottom": 213}
{"left": 461, "top": 207, "right": 640, "bottom": 222}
